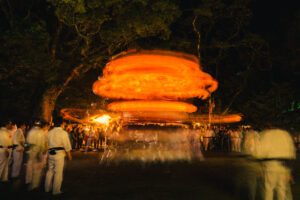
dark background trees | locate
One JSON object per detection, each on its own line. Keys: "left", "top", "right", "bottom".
{"left": 0, "top": 0, "right": 299, "bottom": 129}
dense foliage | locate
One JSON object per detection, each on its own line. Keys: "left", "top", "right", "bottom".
{"left": 0, "top": 0, "right": 299, "bottom": 129}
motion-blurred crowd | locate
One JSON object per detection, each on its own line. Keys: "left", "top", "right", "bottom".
{"left": 0, "top": 118, "right": 299, "bottom": 199}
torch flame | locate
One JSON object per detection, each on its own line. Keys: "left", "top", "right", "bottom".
{"left": 92, "top": 114, "right": 111, "bottom": 126}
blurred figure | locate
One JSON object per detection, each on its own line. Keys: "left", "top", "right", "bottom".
{"left": 94, "top": 128, "right": 101, "bottom": 150}
{"left": 85, "top": 126, "right": 95, "bottom": 152}
{"left": 77, "top": 126, "right": 84, "bottom": 150}
{"left": 293, "top": 131, "right": 300, "bottom": 149}
{"left": 69, "top": 125, "right": 77, "bottom": 150}
{"left": 41, "top": 123, "right": 50, "bottom": 171}
{"left": 11, "top": 122, "right": 26, "bottom": 178}
{"left": 203, "top": 128, "right": 215, "bottom": 151}
{"left": 45, "top": 118, "right": 72, "bottom": 195}
{"left": 243, "top": 129, "right": 261, "bottom": 156}
{"left": 258, "top": 128, "right": 296, "bottom": 200}
{"left": 25, "top": 120, "right": 48, "bottom": 190}
{"left": 189, "top": 128, "right": 204, "bottom": 161}
{"left": 237, "top": 129, "right": 263, "bottom": 200}
{"left": 0, "top": 120, "right": 13, "bottom": 182}
{"left": 230, "top": 128, "right": 242, "bottom": 152}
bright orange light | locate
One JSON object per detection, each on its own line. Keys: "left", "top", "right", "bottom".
{"left": 190, "top": 114, "right": 242, "bottom": 124}
{"left": 93, "top": 50, "right": 218, "bottom": 100}
{"left": 108, "top": 101, "right": 197, "bottom": 113}
{"left": 60, "top": 108, "right": 85, "bottom": 123}
{"left": 90, "top": 114, "right": 111, "bottom": 126}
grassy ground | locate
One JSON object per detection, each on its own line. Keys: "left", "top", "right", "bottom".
{"left": 1, "top": 151, "right": 300, "bottom": 200}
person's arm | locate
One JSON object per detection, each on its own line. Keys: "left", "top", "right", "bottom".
{"left": 64, "top": 131, "right": 72, "bottom": 160}
{"left": 66, "top": 151, "right": 72, "bottom": 160}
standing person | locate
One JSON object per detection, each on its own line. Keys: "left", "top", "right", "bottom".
{"left": 77, "top": 126, "right": 84, "bottom": 150}
{"left": 11, "top": 122, "right": 26, "bottom": 178}
{"left": 237, "top": 129, "right": 263, "bottom": 200}
{"left": 0, "top": 121, "right": 13, "bottom": 182}
{"left": 189, "top": 128, "right": 204, "bottom": 160}
{"left": 99, "top": 127, "right": 105, "bottom": 149}
{"left": 25, "top": 120, "right": 48, "bottom": 190}
{"left": 203, "top": 128, "right": 215, "bottom": 151}
{"left": 237, "top": 127, "right": 244, "bottom": 152}
{"left": 230, "top": 129, "right": 240, "bottom": 152}
{"left": 71, "top": 125, "right": 77, "bottom": 150}
{"left": 258, "top": 128, "right": 296, "bottom": 200}
{"left": 85, "top": 126, "right": 95, "bottom": 152}
{"left": 45, "top": 118, "right": 72, "bottom": 195}
{"left": 94, "top": 128, "right": 101, "bottom": 150}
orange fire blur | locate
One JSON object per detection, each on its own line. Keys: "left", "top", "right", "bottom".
{"left": 108, "top": 100, "right": 197, "bottom": 113}
{"left": 93, "top": 50, "right": 218, "bottom": 100}
{"left": 60, "top": 108, "right": 85, "bottom": 123}
{"left": 190, "top": 114, "right": 242, "bottom": 124}
{"left": 89, "top": 114, "right": 111, "bottom": 126}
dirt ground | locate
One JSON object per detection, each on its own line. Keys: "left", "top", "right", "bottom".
{"left": 1, "top": 151, "right": 300, "bottom": 200}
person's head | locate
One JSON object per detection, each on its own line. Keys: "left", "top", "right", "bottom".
{"left": 263, "top": 122, "right": 277, "bottom": 130}
{"left": 1, "top": 120, "right": 13, "bottom": 129}
{"left": 41, "top": 121, "right": 51, "bottom": 131}
{"left": 53, "top": 117, "right": 64, "bottom": 127}
{"left": 17, "top": 122, "right": 26, "bottom": 131}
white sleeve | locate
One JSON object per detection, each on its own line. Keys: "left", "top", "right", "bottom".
{"left": 63, "top": 131, "right": 72, "bottom": 152}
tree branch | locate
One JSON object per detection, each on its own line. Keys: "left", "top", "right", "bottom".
{"left": 51, "top": 21, "right": 62, "bottom": 56}
{"left": 222, "top": 87, "right": 243, "bottom": 115}
{"left": 192, "top": 15, "right": 201, "bottom": 64}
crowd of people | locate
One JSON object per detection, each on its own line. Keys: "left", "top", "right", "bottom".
{"left": 0, "top": 118, "right": 299, "bottom": 199}
{"left": 0, "top": 119, "right": 71, "bottom": 195}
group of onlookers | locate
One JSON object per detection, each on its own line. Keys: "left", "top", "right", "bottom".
{"left": 63, "top": 123, "right": 111, "bottom": 151}
{"left": 2, "top": 118, "right": 298, "bottom": 199}
{"left": 0, "top": 119, "right": 72, "bottom": 195}
{"left": 191, "top": 126, "right": 300, "bottom": 153}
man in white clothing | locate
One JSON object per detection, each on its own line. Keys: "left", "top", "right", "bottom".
{"left": 230, "top": 129, "right": 242, "bottom": 152}
{"left": 0, "top": 121, "right": 13, "bottom": 182}
{"left": 25, "top": 120, "right": 48, "bottom": 190}
{"left": 258, "top": 128, "right": 296, "bottom": 200}
{"left": 45, "top": 118, "right": 72, "bottom": 195}
{"left": 203, "top": 129, "right": 215, "bottom": 151}
{"left": 11, "top": 122, "right": 26, "bottom": 178}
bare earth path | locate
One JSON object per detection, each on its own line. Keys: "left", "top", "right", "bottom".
{"left": 1, "top": 151, "right": 300, "bottom": 200}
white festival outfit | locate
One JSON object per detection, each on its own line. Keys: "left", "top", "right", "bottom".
{"left": 203, "top": 129, "right": 215, "bottom": 151}
{"left": 258, "top": 129, "right": 296, "bottom": 200}
{"left": 11, "top": 128, "right": 25, "bottom": 178}
{"left": 25, "top": 126, "right": 47, "bottom": 189}
{"left": 230, "top": 130, "right": 242, "bottom": 152}
{"left": 0, "top": 127, "right": 12, "bottom": 181}
{"left": 45, "top": 127, "right": 72, "bottom": 195}
{"left": 85, "top": 129, "right": 95, "bottom": 152}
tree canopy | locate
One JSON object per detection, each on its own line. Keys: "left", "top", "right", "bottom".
{"left": 0, "top": 0, "right": 299, "bottom": 129}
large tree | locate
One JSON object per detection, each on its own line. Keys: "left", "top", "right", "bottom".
{"left": 0, "top": 0, "right": 180, "bottom": 122}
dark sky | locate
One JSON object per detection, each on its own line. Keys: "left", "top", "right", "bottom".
{"left": 251, "top": 0, "right": 298, "bottom": 38}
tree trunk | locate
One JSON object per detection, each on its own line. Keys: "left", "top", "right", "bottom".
{"left": 41, "top": 85, "right": 60, "bottom": 123}
{"left": 38, "top": 63, "right": 94, "bottom": 123}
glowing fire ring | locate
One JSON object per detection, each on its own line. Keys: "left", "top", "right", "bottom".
{"left": 60, "top": 108, "right": 120, "bottom": 124}
{"left": 190, "top": 114, "right": 242, "bottom": 124}
{"left": 93, "top": 50, "right": 218, "bottom": 100}
{"left": 108, "top": 100, "right": 197, "bottom": 113}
